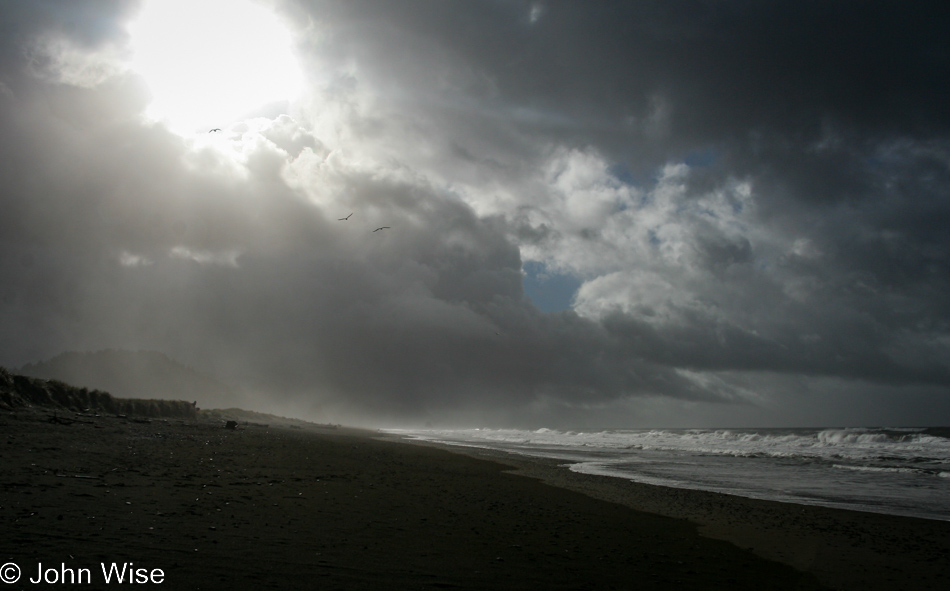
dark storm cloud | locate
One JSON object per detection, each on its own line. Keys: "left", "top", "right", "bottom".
{"left": 2, "top": 0, "right": 949, "bottom": 426}
{"left": 300, "top": 1, "right": 950, "bottom": 158}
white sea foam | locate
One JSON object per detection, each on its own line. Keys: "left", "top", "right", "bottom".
{"left": 391, "top": 426, "right": 950, "bottom": 521}
{"left": 401, "top": 426, "right": 950, "bottom": 465}
{"left": 832, "top": 464, "right": 921, "bottom": 475}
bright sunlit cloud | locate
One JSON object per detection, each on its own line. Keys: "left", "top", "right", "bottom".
{"left": 127, "top": 0, "right": 302, "bottom": 135}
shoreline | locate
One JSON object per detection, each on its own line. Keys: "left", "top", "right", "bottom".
{"left": 375, "top": 433, "right": 950, "bottom": 591}
{"left": 4, "top": 407, "right": 947, "bottom": 590}
{"left": 383, "top": 427, "right": 950, "bottom": 524}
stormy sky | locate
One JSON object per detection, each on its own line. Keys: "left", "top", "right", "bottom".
{"left": 2, "top": 0, "right": 949, "bottom": 428}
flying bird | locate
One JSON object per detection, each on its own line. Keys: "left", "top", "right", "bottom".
{"left": 209, "top": 128, "right": 222, "bottom": 133}
{"left": 338, "top": 213, "right": 353, "bottom": 221}
{"left": 373, "top": 226, "right": 391, "bottom": 232}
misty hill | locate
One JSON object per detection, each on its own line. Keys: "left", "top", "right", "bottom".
{"left": 0, "top": 367, "right": 197, "bottom": 418}
{"left": 17, "top": 350, "right": 241, "bottom": 410}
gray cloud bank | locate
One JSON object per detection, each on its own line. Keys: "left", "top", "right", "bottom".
{"left": 1, "top": 1, "right": 949, "bottom": 427}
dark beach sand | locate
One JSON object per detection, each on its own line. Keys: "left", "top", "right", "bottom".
{"left": 2, "top": 408, "right": 947, "bottom": 590}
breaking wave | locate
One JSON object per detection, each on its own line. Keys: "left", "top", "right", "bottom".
{"left": 399, "top": 426, "right": 950, "bottom": 465}
{"left": 390, "top": 425, "right": 950, "bottom": 520}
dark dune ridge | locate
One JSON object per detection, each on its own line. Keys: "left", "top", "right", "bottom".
{"left": 16, "top": 350, "right": 243, "bottom": 411}
{"left": 1, "top": 369, "right": 947, "bottom": 590}
{"left": 0, "top": 367, "right": 197, "bottom": 419}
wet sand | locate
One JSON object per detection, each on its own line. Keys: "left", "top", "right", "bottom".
{"left": 2, "top": 408, "right": 946, "bottom": 590}
{"left": 441, "top": 444, "right": 950, "bottom": 591}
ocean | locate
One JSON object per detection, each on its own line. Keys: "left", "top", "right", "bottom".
{"left": 389, "top": 426, "right": 950, "bottom": 521}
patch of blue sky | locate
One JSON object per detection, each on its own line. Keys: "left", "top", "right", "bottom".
{"left": 608, "top": 162, "right": 638, "bottom": 187}
{"left": 683, "top": 147, "right": 718, "bottom": 168}
{"left": 522, "top": 261, "right": 582, "bottom": 313}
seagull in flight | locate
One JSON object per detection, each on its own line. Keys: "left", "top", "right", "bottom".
{"left": 338, "top": 213, "right": 353, "bottom": 221}
{"left": 209, "top": 128, "right": 222, "bottom": 133}
{"left": 373, "top": 226, "right": 390, "bottom": 232}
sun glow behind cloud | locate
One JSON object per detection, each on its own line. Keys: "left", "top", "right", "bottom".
{"left": 127, "top": 0, "right": 302, "bottom": 135}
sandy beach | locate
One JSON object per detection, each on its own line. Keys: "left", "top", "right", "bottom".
{"left": 4, "top": 2, "right": 950, "bottom": 587}
{"left": 2, "top": 404, "right": 947, "bottom": 591}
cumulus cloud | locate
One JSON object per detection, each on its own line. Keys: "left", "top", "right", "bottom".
{"left": 1, "top": 0, "right": 948, "bottom": 427}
